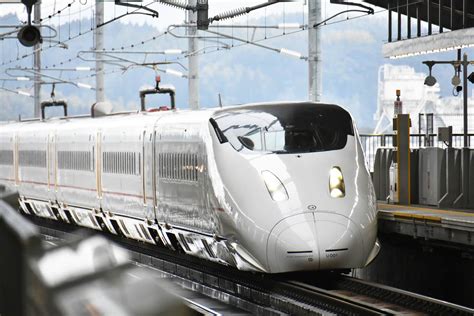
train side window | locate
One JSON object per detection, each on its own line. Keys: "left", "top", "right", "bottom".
{"left": 176, "top": 153, "right": 180, "bottom": 180}
{"left": 131, "top": 153, "right": 137, "bottom": 175}
{"left": 114, "top": 152, "right": 116, "bottom": 173}
{"left": 103, "top": 152, "right": 106, "bottom": 172}
{"left": 137, "top": 152, "right": 141, "bottom": 175}
{"left": 19, "top": 150, "right": 47, "bottom": 168}
{"left": 173, "top": 153, "right": 177, "bottom": 180}
{"left": 121, "top": 152, "right": 124, "bottom": 174}
{"left": 0, "top": 150, "right": 14, "bottom": 165}
{"left": 193, "top": 155, "right": 197, "bottom": 181}
{"left": 57, "top": 151, "right": 92, "bottom": 172}
{"left": 180, "top": 153, "right": 184, "bottom": 180}
{"left": 185, "top": 154, "right": 189, "bottom": 181}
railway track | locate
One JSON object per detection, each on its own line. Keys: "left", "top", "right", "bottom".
{"left": 32, "top": 215, "right": 473, "bottom": 316}
{"left": 301, "top": 276, "right": 473, "bottom": 315}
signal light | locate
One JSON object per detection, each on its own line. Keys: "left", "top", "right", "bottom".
{"left": 424, "top": 75, "right": 437, "bottom": 87}
{"left": 17, "top": 25, "right": 42, "bottom": 47}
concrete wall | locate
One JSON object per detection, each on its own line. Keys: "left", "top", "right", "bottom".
{"left": 356, "top": 234, "right": 474, "bottom": 308}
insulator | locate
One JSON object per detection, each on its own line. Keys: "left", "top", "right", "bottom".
{"left": 159, "top": 0, "right": 190, "bottom": 10}
{"left": 212, "top": 7, "right": 249, "bottom": 21}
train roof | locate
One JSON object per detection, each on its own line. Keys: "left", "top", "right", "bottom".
{"left": 0, "top": 101, "right": 347, "bottom": 130}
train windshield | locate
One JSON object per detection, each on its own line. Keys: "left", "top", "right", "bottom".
{"left": 212, "top": 103, "right": 354, "bottom": 154}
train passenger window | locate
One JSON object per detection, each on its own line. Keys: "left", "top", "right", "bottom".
{"left": 157, "top": 151, "right": 199, "bottom": 182}
{"left": 212, "top": 103, "right": 354, "bottom": 154}
{"left": 58, "top": 151, "right": 93, "bottom": 171}
{"left": 18, "top": 150, "right": 47, "bottom": 168}
{"left": 102, "top": 151, "right": 139, "bottom": 175}
{"left": 0, "top": 150, "right": 14, "bottom": 165}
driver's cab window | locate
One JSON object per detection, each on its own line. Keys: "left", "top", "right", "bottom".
{"left": 264, "top": 130, "right": 285, "bottom": 152}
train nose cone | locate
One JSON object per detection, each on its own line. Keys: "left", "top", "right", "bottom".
{"left": 266, "top": 213, "right": 319, "bottom": 273}
{"left": 314, "top": 213, "right": 365, "bottom": 270}
{"left": 267, "top": 213, "right": 365, "bottom": 273}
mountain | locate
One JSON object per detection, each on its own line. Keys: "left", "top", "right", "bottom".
{"left": 0, "top": 12, "right": 472, "bottom": 131}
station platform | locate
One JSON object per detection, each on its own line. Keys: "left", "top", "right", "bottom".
{"left": 377, "top": 203, "right": 474, "bottom": 249}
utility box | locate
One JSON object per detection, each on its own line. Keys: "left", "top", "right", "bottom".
{"left": 438, "top": 126, "right": 453, "bottom": 147}
{"left": 389, "top": 163, "right": 398, "bottom": 204}
{"left": 418, "top": 148, "right": 444, "bottom": 206}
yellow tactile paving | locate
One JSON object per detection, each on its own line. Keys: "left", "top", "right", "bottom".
{"left": 377, "top": 203, "right": 474, "bottom": 218}
{"left": 389, "top": 211, "right": 442, "bottom": 222}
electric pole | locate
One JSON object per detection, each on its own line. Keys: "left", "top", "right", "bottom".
{"left": 33, "top": 1, "right": 41, "bottom": 117}
{"left": 308, "top": 0, "right": 322, "bottom": 102}
{"left": 95, "top": 0, "right": 105, "bottom": 103}
{"left": 187, "top": 0, "right": 199, "bottom": 109}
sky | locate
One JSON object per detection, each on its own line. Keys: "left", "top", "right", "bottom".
{"left": 0, "top": 0, "right": 383, "bottom": 28}
{"left": 0, "top": 0, "right": 471, "bottom": 131}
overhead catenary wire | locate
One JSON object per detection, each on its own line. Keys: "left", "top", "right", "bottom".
{"left": 3, "top": 0, "right": 405, "bottom": 70}
{"left": 0, "top": 1, "right": 157, "bottom": 68}
{"left": 2, "top": 0, "right": 423, "bottom": 96}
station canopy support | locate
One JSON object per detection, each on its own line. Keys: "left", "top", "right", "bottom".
{"left": 363, "top": 0, "right": 474, "bottom": 58}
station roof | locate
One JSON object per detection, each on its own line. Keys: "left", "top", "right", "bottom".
{"left": 362, "top": 0, "right": 474, "bottom": 58}
{"left": 363, "top": 0, "right": 474, "bottom": 31}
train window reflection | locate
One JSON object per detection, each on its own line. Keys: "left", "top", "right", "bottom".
{"left": 241, "top": 128, "right": 262, "bottom": 151}
{"left": 212, "top": 103, "right": 354, "bottom": 154}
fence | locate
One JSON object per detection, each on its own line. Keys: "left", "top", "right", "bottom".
{"left": 360, "top": 133, "right": 474, "bottom": 172}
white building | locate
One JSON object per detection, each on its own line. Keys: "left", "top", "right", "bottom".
{"left": 373, "top": 64, "right": 474, "bottom": 135}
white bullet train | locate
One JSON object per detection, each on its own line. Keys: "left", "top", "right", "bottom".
{"left": 0, "top": 101, "right": 380, "bottom": 273}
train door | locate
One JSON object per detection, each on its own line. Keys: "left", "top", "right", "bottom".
{"left": 47, "top": 133, "right": 56, "bottom": 194}
{"left": 153, "top": 126, "right": 166, "bottom": 224}
{"left": 143, "top": 127, "right": 156, "bottom": 222}
{"left": 96, "top": 131, "right": 103, "bottom": 207}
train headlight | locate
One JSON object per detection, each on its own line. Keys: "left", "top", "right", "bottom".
{"left": 329, "top": 167, "right": 345, "bottom": 198}
{"left": 261, "top": 171, "right": 288, "bottom": 202}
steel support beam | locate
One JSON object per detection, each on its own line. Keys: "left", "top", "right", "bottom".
{"left": 388, "top": 2, "right": 393, "bottom": 42}
{"left": 461, "top": 53, "right": 470, "bottom": 207}
{"left": 417, "top": 4, "right": 421, "bottom": 37}
{"left": 308, "top": 0, "right": 322, "bottom": 102}
{"left": 33, "top": 1, "right": 41, "bottom": 118}
{"left": 407, "top": 0, "right": 411, "bottom": 39}
{"left": 397, "top": 0, "right": 401, "bottom": 41}
{"left": 427, "top": 0, "right": 432, "bottom": 35}
{"left": 187, "top": 0, "right": 199, "bottom": 110}
{"left": 95, "top": 0, "right": 105, "bottom": 103}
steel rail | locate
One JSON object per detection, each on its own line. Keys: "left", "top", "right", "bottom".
{"left": 329, "top": 276, "right": 474, "bottom": 315}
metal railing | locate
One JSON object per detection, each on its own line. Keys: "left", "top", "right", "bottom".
{"left": 360, "top": 133, "right": 474, "bottom": 172}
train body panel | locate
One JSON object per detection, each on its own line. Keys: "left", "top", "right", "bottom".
{"left": 0, "top": 102, "right": 379, "bottom": 273}
{"left": 210, "top": 102, "right": 379, "bottom": 272}
{"left": 0, "top": 123, "right": 17, "bottom": 189}
{"left": 55, "top": 119, "right": 98, "bottom": 211}
{"left": 154, "top": 111, "right": 217, "bottom": 233}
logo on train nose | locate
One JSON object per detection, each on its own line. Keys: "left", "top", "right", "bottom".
{"left": 307, "top": 205, "right": 317, "bottom": 211}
